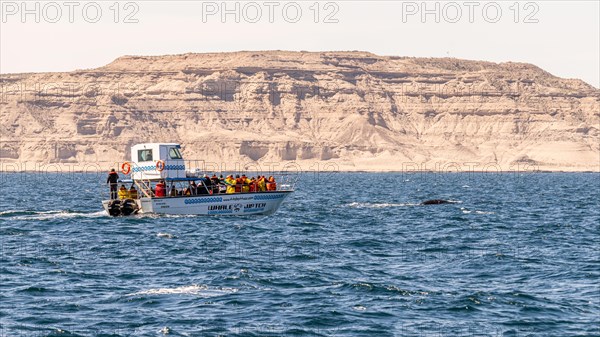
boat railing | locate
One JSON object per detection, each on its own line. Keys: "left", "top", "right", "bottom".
{"left": 269, "top": 172, "right": 298, "bottom": 191}
{"left": 182, "top": 159, "right": 205, "bottom": 177}
{"left": 102, "top": 161, "right": 298, "bottom": 200}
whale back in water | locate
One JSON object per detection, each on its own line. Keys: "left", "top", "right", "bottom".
{"left": 421, "top": 199, "right": 453, "bottom": 205}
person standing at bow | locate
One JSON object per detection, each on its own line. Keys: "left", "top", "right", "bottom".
{"left": 107, "top": 169, "right": 119, "bottom": 200}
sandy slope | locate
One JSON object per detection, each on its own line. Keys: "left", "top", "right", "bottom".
{"left": 1, "top": 51, "right": 598, "bottom": 172}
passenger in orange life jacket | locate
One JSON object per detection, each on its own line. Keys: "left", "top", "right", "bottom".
{"left": 249, "top": 177, "right": 257, "bottom": 192}
{"left": 266, "top": 176, "right": 277, "bottom": 191}
{"left": 235, "top": 175, "right": 243, "bottom": 193}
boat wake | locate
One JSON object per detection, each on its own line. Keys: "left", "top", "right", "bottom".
{"left": 346, "top": 200, "right": 463, "bottom": 209}
{"left": 156, "top": 232, "right": 176, "bottom": 239}
{"left": 421, "top": 199, "right": 462, "bottom": 205}
{"left": 127, "top": 285, "right": 239, "bottom": 297}
{"left": 461, "top": 207, "right": 495, "bottom": 215}
{"left": 345, "top": 202, "right": 421, "bottom": 208}
{"left": 0, "top": 209, "right": 107, "bottom": 220}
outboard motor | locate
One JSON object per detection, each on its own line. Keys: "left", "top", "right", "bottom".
{"left": 107, "top": 200, "right": 122, "bottom": 216}
{"left": 120, "top": 199, "right": 139, "bottom": 216}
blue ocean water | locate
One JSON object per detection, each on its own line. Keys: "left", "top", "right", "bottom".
{"left": 0, "top": 172, "right": 599, "bottom": 336}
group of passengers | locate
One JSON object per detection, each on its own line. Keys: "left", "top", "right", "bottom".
{"left": 224, "top": 174, "right": 277, "bottom": 194}
{"left": 153, "top": 174, "right": 277, "bottom": 198}
{"left": 117, "top": 184, "right": 139, "bottom": 200}
{"left": 108, "top": 169, "right": 277, "bottom": 200}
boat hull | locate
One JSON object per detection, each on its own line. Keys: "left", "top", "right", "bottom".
{"left": 102, "top": 191, "right": 292, "bottom": 216}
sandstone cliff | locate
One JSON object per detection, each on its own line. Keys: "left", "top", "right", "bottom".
{"left": 1, "top": 51, "right": 598, "bottom": 172}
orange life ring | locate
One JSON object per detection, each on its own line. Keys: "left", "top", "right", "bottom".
{"left": 121, "top": 162, "right": 131, "bottom": 175}
{"left": 156, "top": 160, "right": 165, "bottom": 172}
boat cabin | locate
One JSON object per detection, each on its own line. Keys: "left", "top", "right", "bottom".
{"left": 130, "top": 143, "right": 186, "bottom": 180}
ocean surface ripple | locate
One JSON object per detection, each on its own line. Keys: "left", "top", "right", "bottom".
{"left": 0, "top": 172, "right": 599, "bottom": 336}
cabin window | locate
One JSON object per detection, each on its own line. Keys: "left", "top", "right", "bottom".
{"left": 138, "top": 149, "right": 153, "bottom": 162}
{"left": 169, "top": 148, "right": 182, "bottom": 159}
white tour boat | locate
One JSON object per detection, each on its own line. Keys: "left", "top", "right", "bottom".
{"left": 102, "top": 143, "right": 295, "bottom": 216}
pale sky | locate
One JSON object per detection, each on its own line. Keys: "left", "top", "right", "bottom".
{"left": 1, "top": 0, "right": 598, "bottom": 87}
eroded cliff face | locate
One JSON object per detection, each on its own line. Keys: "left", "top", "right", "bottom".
{"left": 1, "top": 51, "right": 598, "bottom": 172}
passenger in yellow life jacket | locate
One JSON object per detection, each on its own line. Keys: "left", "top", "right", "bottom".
{"left": 266, "top": 176, "right": 277, "bottom": 191}
{"left": 224, "top": 175, "right": 236, "bottom": 194}
{"left": 258, "top": 176, "right": 267, "bottom": 192}
{"left": 118, "top": 184, "right": 129, "bottom": 200}
{"left": 241, "top": 174, "right": 251, "bottom": 193}
{"left": 128, "top": 185, "right": 138, "bottom": 199}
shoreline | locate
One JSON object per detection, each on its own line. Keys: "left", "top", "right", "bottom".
{"left": 1, "top": 160, "right": 598, "bottom": 174}
{"left": 1, "top": 167, "right": 598, "bottom": 174}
